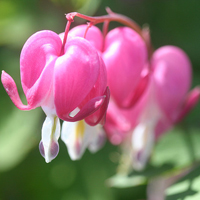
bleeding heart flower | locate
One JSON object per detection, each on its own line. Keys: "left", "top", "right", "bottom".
{"left": 1, "top": 21, "right": 110, "bottom": 163}
{"left": 104, "top": 45, "right": 200, "bottom": 170}
{"left": 102, "top": 26, "right": 148, "bottom": 108}
{"left": 67, "top": 24, "right": 149, "bottom": 108}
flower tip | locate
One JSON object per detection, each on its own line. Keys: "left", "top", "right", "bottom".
{"left": 39, "top": 141, "right": 45, "bottom": 157}
{"left": 1, "top": 70, "right": 8, "bottom": 81}
{"left": 1, "top": 70, "right": 32, "bottom": 110}
{"left": 132, "top": 162, "right": 145, "bottom": 171}
{"left": 39, "top": 140, "right": 59, "bottom": 163}
{"left": 65, "top": 12, "right": 76, "bottom": 22}
{"left": 176, "top": 86, "right": 200, "bottom": 122}
{"left": 95, "top": 97, "right": 105, "bottom": 108}
{"left": 106, "top": 7, "right": 114, "bottom": 14}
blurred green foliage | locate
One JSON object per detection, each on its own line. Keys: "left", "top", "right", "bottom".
{"left": 0, "top": 0, "right": 200, "bottom": 199}
{"left": 166, "top": 164, "right": 200, "bottom": 200}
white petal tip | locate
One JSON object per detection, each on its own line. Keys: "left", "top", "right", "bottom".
{"left": 39, "top": 140, "right": 59, "bottom": 163}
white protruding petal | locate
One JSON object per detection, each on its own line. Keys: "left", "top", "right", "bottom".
{"left": 61, "top": 120, "right": 86, "bottom": 160}
{"left": 61, "top": 120, "right": 105, "bottom": 160}
{"left": 131, "top": 121, "right": 155, "bottom": 170}
{"left": 39, "top": 115, "right": 60, "bottom": 163}
{"left": 87, "top": 124, "right": 106, "bottom": 153}
{"left": 131, "top": 79, "right": 163, "bottom": 170}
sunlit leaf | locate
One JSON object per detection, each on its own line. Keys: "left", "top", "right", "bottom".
{"left": 0, "top": 107, "right": 42, "bottom": 171}
{"left": 77, "top": 0, "right": 101, "bottom": 15}
{"left": 107, "top": 174, "right": 146, "bottom": 188}
{"left": 0, "top": 14, "right": 37, "bottom": 48}
{"left": 166, "top": 164, "right": 200, "bottom": 200}
{"left": 151, "top": 127, "right": 200, "bottom": 169}
{"left": 107, "top": 163, "right": 174, "bottom": 188}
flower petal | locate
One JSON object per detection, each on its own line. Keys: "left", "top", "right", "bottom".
{"left": 1, "top": 71, "right": 32, "bottom": 110}
{"left": 20, "top": 30, "right": 61, "bottom": 107}
{"left": 80, "top": 55, "right": 109, "bottom": 126}
{"left": 54, "top": 37, "right": 100, "bottom": 119}
{"left": 61, "top": 120, "right": 105, "bottom": 160}
{"left": 123, "top": 67, "right": 149, "bottom": 108}
{"left": 103, "top": 27, "right": 147, "bottom": 108}
{"left": 131, "top": 121, "right": 155, "bottom": 171}
{"left": 152, "top": 46, "right": 192, "bottom": 121}
{"left": 104, "top": 77, "right": 158, "bottom": 145}
{"left": 61, "top": 120, "right": 87, "bottom": 160}
{"left": 58, "top": 95, "right": 105, "bottom": 122}
{"left": 176, "top": 86, "right": 200, "bottom": 122}
{"left": 104, "top": 100, "right": 137, "bottom": 145}
{"left": 68, "top": 24, "right": 103, "bottom": 52}
{"left": 85, "top": 86, "right": 110, "bottom": 126}
{"left": 39, "top": 115, "right": 60, "bottom": 163}
{"left": 88, "top": 125, "right": 106, "bottom": 153}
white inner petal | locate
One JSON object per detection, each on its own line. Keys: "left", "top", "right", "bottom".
{"left": 61, "top": 120, "right": 105, "bottom": 160}
{"left": 41, "top": 115, "right": 60, "bottom": 163}
{"left": 132, "top": 121, "right": 155, "bottom": 170}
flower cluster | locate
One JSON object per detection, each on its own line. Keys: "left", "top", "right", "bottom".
{"left": 1, "top": 8, "right": 200, "bottom": 168}
{"left": 1, "top": 18, "right": 110, "bottom": 162}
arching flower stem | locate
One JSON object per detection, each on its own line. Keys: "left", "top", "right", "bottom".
{"left": 66, "top": 7, "right": 153, "bottom": 58}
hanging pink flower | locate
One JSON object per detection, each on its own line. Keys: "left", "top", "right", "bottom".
{"left": 1, "top": 21, "right": 110, "bottom": 162}
{"left": 67, "top": 24, "right": 149, "bottom": 109}
{"left": 104, "top": 46, "right": 200, "bottom": 170}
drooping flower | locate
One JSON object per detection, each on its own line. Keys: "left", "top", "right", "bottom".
{"left": 67, "top": 24, "right": 149, "bottom": 109}
{"left": 59, "top": 24, "right": 149, "bottom": 160}
{"left": 104, "top": 46, "right": 200, "bottom": 170}
{"left": 1, "top": 20, "right": 110, "bottom": 162}
{"left": 102, "top": 26, "right": 148, "bottom": 108}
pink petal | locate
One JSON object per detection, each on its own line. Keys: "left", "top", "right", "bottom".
{"left": 79, "top": 54, "right": 107, "bottom": 106}
{"left": 1, "top": 71, "right": 32, "bottom": 110}
{"left": 85, "top": 86, "right": 110, "bottom": 126}
{"left": 68, "top": 25, "right": 103, "bottom": 52}
{"left": 20, "top": 30, "right": 61, "bottom": 107}
{"left": 104, "top": 99, "right": 139, "bottom": 145}
{"left": 25, "top": 58, "right": 57, "bottom": 108}
{"left": 103, "top": 27, "right": 147, "bottom": 108}
{"left": 79, "top": 55, "right": 109, "bottom": 126}
{"left": 176, "top": 87, "right": 200, "bottom": 122}
{"left": 123, "top": 68, "right": 149, "bottom": 108}
{"left": 154, "top": 117, "right": 172, "bottom": 140}
{"left": 58, "top": 95, "right": 105, "bottom": 122}
{"left": 54, "top": 37, "right": 101, "bottom": 119}
{"left": 152, "top": 46, "right": 192, "bottom": 121}
{"left": 104, "top": 76, "right": 161, "bottom": 145}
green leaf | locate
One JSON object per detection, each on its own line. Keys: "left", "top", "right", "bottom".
{"left": 107, "top": 163, "right": 175, "bottom": 188}
{"left": 106, "top": 174, "right": 146, "bottom": 188}
{"left": 76, "top": 0, "right": 102, "bottom": 16}
{"left": 166, "top": 164, "right": 200, "bottom": 200}
{"left": 151, "top": 127, "right": 200, "bottom": 169}
{"left": 107, "top": 125, "right": 200, "bottom": 189}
